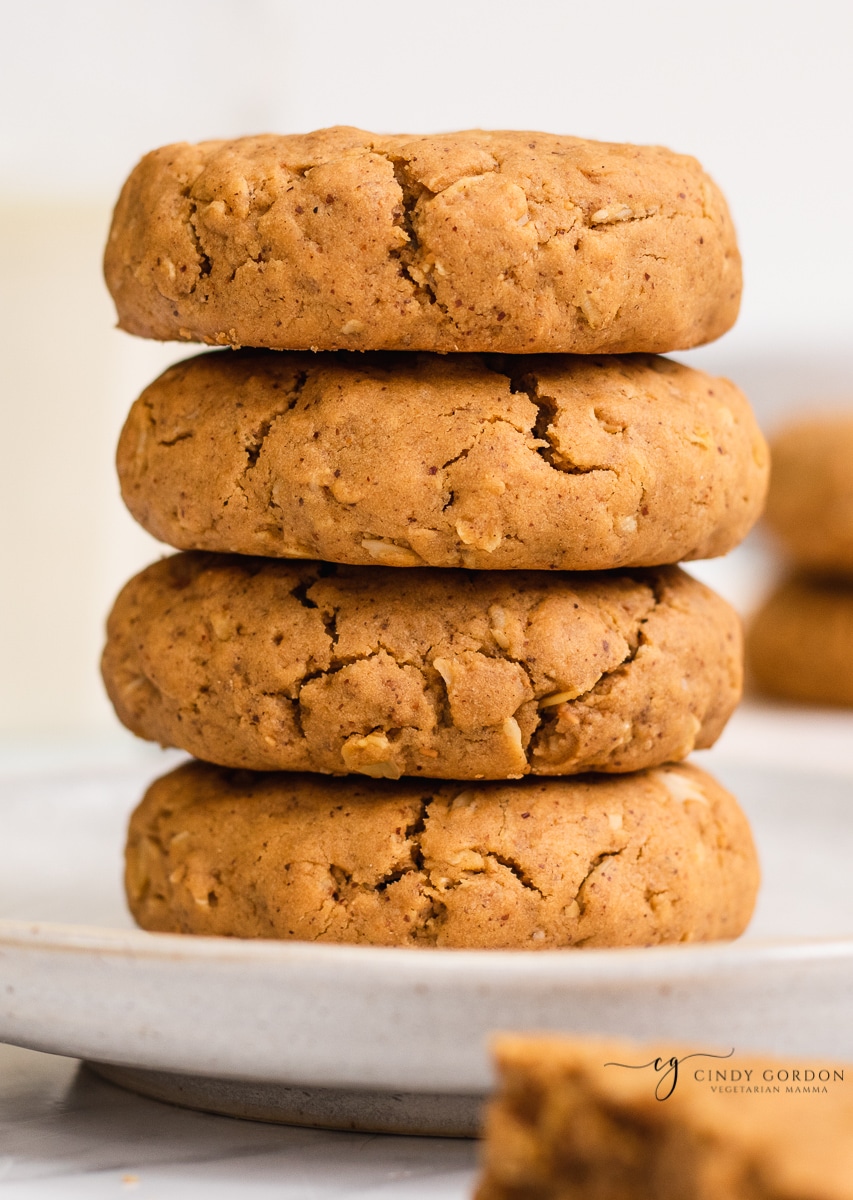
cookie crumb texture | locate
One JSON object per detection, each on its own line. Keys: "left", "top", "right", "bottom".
{"left": 747, "top": 576, "right": 853, "bottom": 707}
{"left": 764, "top": 414, "right": 853, "bottom": 576}
{"left": 118, "top": 351, "right": 768, "bottom": 571}
{"left": 126, "top": 762, "right": 758, "bottom": 947}
{"left": 102, "top": 555, "right": 742, "bottom": 779}
{"left": 104, "top": 127, "right": 741, "bottom": 354}
{"left": 478, "top": 1036, "right": 853, "bottom": 1199}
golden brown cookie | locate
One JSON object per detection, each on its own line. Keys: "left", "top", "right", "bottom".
{"left": 764, "top": 413, "right": 853, "bottom": 576}
{"left": 119, "top": 350, "right": 768, "bottom": 571}
{"left": 102, "top": 555, "right": 742, "bottom": 779}
{"left": 126, "top": 761, "right": 759, "bottom": 948}
{"left": 747, "top": 575, "right": 853, "bottom": 707}
{"left": 478, "top": 1035, "right": 853, "bottom": 1199}
{"left": 104, "top": 127, "right": 741, "bottom": 354}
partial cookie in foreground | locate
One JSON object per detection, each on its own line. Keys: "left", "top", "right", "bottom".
{"left": 764, "top": 413, "right": 853, "bottom": 576}
{"left": 126, "top": 761, "right": 759, "bottom": 948}
{"left": 478, "top": 1035, "right": 853, "bottom": 1200}
{"left": 119, "top": 351, "right": 768, "bottom": 571}
{"left": 102, "top": 555, "right": 743, "bottom": 779}
{"left": 105, "top": 127, "right": 741, "bottom": 354}
{"left": 747, "top": 576, "right": 853, "bottom": 707}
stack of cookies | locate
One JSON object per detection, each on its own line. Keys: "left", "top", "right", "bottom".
{"left": 101, "top": 127, "right": 768, "bottom": 950}
{"left": 748, "top": 415, "right": 853, "bottom": 708}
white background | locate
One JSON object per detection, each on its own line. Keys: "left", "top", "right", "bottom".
{"left": 1, "top": 0, "right": 851, "bottom": 739}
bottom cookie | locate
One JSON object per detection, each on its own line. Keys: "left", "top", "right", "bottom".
{"left": 747, "top": 576, "right": 853, "bottom": 707}
{"left": 477, "top": 1035, "right": 853, "bottom": 1199}
{"left": 126, "top": 762, "right": 759, "bottom": 949}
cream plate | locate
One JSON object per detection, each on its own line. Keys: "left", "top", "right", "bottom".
{"left": 1, "top": 756, "right": 852, "bottom": 1133}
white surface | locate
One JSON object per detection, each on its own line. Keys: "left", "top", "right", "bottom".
{"left": 711, "top": 701, "right": 853, "bottom": 779}
{"left": 0, "top": 1043, "right": 476, "bottom": 1197}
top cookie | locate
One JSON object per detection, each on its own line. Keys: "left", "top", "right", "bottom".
{"left": 764, "top": 413, "right": 853, "bottom": 576}
{"left": 104, "top": 127, "right": 741, "bottom": 354}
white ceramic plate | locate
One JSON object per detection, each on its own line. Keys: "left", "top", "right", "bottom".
{"left": 1, "top": 756, "right": 852, "bottom": 1132}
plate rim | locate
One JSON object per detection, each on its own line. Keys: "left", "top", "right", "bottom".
{"left": 3, "top": 917, "right": 853, "bottom": 981}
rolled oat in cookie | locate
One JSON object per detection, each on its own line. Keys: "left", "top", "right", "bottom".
{"left": 126, "top": 760, "right": 759, "bottom": 948}
{"left": 102, "top": 554, "right": 743, "bottom": 779}
{"left": 105, "top": 127, "right": 741, "bottom": 354}
{"left": 118, "top": 350, "right": 768, "bottom": 571}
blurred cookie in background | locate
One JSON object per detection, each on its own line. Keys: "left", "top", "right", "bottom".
{"left": 764, "top": 413, "right": 853, "bottom": 577}
{"left": 748, "top": 408, "right": 853, "bottom": 707}
{"left": 747, "top": 575, "right": 853, "bottom": 708}
{"left": 477, "top": 1034, "right": 853, "bottom": 1200}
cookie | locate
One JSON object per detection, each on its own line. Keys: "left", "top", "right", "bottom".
{"left": 126, "top": 761, "right": 758, "bottom": 948}
{"left": 478, "top": 1036, "right": 853, "bottom": 1199}
{"left": 747, "top": 576, "right": 853, "bottom": 707}
{"left": 119, "top": 350, "right": 768, "bottom": 571}
{"left": 764, "top": 414, "right": 853, "bottom": 576}
{"left": 102, "top": 555, "right": 742, "bottom": 779}
{"left": 104, "top": 127, "right": 741, "bottom": 354}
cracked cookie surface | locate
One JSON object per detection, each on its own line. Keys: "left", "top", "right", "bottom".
{"left": 125, "top": 761, "right": 759, "bottom": 948}
{"left": 104, "top": 127, "right": 741, "bottom": 354}
{"left": 119, "top": 350, "right": 768, "bottom": 571}
{"left": 747, "top": 576, "right": 853, "bottom": 707}
{"left": 102, "top": 554, "right": 742, "bottom": 778}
